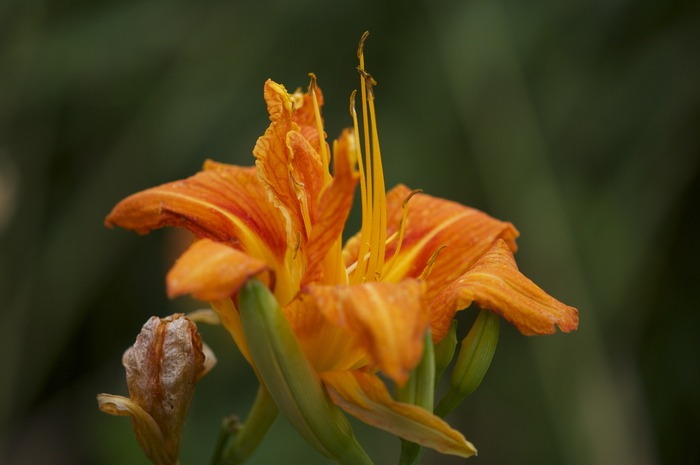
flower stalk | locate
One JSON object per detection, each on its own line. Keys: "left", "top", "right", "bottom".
{"left": 396, "top": 330, "right": 436, "bottom": 465}
{"left": 212, "top": 386, "right": 279, "bottom": 465}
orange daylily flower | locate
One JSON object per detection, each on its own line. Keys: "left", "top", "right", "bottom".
{"left": 106, "top": 38, "right": 577, "bottom": 459}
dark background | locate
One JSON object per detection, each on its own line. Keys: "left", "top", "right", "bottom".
{"left": 1, "top": 0, "right": 699, "bottom": 464}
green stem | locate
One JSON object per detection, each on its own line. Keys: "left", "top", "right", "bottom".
{"left": 396, "top": 331, "right": 434, "bottom": 465}
{"left": 398, "top": 439, "right": 425, "bottom": 465}
{"left": 434, "top": 387, "right": 462, "bottom": 418}
{"left": 210, "top": 416, "right": 237, "bottom": 465}
{"left": 213, "top": 385, "right": 279, "bottom": 465}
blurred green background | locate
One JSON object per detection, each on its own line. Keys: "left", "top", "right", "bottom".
{"left": 1, "top": 0, "right": 699, "bottom": 463}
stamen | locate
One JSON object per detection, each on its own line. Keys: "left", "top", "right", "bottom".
{"left": 357, "top": 31, "right": 370, "bottom": 59}
{"left": 365, "top": 76, "right": 387, "bottom": 280}
{"left": 352, "top": 36, "right": 374, "bottom": 283}
{"left": 350, "top": 90, "right": 370, "bottom": 283}
{"left": 346, "top": 231, "right": 400, "bottom": 276}
{"left": 307, "top": 73, "right": 329, "bottom": 172}
{"left": 349, "top": 30, "right": 390, "bottom": 283}
{"left": 382, "top": 189, "right": 422, "bottom": 277}
{"left": 356, "top": 67, "right": 377, "bottom": 87}
{"left": 418, "top": 246, "right": 447, "bottom": 281}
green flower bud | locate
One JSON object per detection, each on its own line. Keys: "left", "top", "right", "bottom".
{"left": 433, "top": 320, "right": 458, "bottom": 388}
{"left": 395, "top": 330, "right": 435, "bottom": 465}
{"left": 436, "top": 311, "right": 499, "bottom": 417}
{"left": 395, "top": 330, "right": 435, "bottom": 410}
{"left": 237, "top": 280, "right": 373, "bottom": 465}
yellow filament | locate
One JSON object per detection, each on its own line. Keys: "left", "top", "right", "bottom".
{"left": 349, "top": 31, "right": 390, "bottom": 283}
{"left": 353, "top": 34, "right": 373, "bottom": 283}
{"left": 366, "top": 82, "right": 387, "bottom": 280}
{"left": 418, "top": 246, "right": 447, "bottom": 281}
{"left": 308, "top": 73, "right": 330, "bottom": 174}
{"left": 382, "top": 190, "right": 421, "bottom": 278}
{"left": 350, "top": 91, "right": 370, "bottom": 283}
{"left": 346, "top": 229, "right": 400, "bottom": 276}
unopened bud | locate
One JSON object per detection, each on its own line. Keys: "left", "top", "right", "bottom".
{"left": 98, "top": 314, "right": 216, "bottom": 465}
{"left": 238, "top": 280, "right": 372, "bottom": 465}
{"left": 395, "top": 330, "right": 435, "bottom": 465}
{"left": 435, "top": 311, "right": 499, "bottom": 417}
{"left": 395, "top": 330, "right": 435, "bottom": 411}
{"left": 433, "top": 320, "right": 458, "bottom": 388}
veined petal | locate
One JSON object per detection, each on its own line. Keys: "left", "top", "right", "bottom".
{"left": 287, "top": 130, "right": 325, "bottom": 227}
{"left": 304, "top": 280, "right": 429, "bottom": 385}
{"left": 253, "top": 80, "right": 325, "bottom": 244}
{"left": 166, "top": 239, "right": 269, "bottom": 301}
{"left": 105, "top": 161, "right": 287, "bottom": 266}
{"left": 303, "top": 129, "right": 359, "bottom": 286}
{"left": 284, "top": 295, "right": 367, "bottom": 374}
{"left": 381, "top": 185, "right": 519, "bottom": 291}
{"left": 430, "top": 239, "right": 579, "bottom": 337}
{"left": 321, "top": 371, "right": 477, "bottom": 458}
{"left": 342, "top": 185, "right": 519, "bottom": 306}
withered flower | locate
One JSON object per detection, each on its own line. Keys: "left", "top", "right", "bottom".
{"left": 98, "top": 314, "right": 216, "bottom": 465}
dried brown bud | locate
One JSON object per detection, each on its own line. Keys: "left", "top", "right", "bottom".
{"left": 98, "top": 314, "right": 215, "bottom": 465}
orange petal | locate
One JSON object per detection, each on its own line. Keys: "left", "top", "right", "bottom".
{"left": 105, "top": 161, "right": 288, "bottom": 266}
{"left": 430, "top": 239, "right": 579, "bottom": 337}
{"left": 253, "top": 80, "right": 325, "bottom": 243}
{"left": 283, "top": 295, "right": 366, "bottom": 374}
{"left": 211, "top": 298, "right": 253, "bottom": 367}
{"left": 286, "top": 130, "right": 325, "bottom": 226}
{"left": 304, "top": 280, "right": 429, "bottom": 385}
{"left": 292, "top": 84, "right": 325, "bottom": 154}
{"left": 382, "top": 185, "right": 519, "bottom": 289}
{"left": 167, "top": 239, "right": 268, "bottom": 301}
{"left": 321, "top": 371, "right": 477, "bottom": 458}
{"left": 343, "top": 185, "right": 519, "bottom": 305}
{"left": 302, "top": 129, "right": 359, "bottom": 286}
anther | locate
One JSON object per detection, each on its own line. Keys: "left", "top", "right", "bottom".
{"left": 356, "top": 67, "right": 378, "bottom": 86}
{"left": 357, "top": 31, "right": 370, "bottom": 59}
{"left": 349, "top": 89, "right": 357, "bottom": 117}
{"left": 419, "top": 246, "right": 447, "bottom": 281}
{"left": 403, "top": 189, "right": 423, "bottom": 207}
{"left": 307, "top": 73, "right": 318, "bottom": 93}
